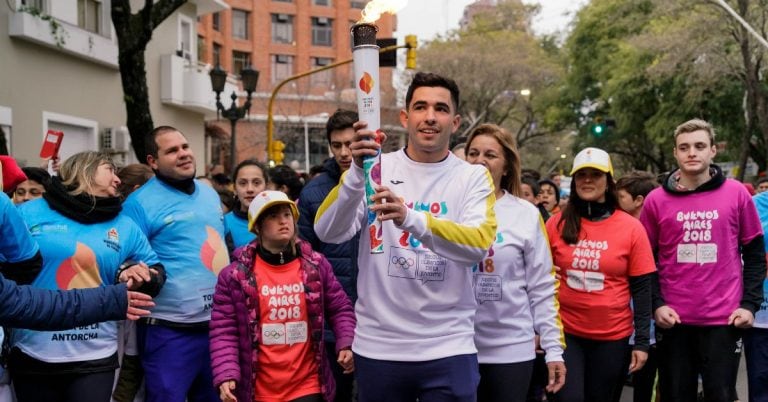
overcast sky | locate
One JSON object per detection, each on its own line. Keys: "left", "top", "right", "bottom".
{"left": 395, "top": 0, "right": 588, "bottom": 41}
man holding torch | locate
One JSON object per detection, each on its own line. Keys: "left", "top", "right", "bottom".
{"left": 314, "top": 71, "right": 497, "bottom": 401}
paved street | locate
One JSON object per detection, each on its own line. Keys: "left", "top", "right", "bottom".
{"left": 619, "top": 354, "right": 748, "bottom": 401}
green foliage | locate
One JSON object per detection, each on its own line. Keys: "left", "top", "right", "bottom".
{"left": 556, "top": 0, "right": 754, "bottom": 174}
{"left": 18, "top": 5, "right": 68, "bottom": 47}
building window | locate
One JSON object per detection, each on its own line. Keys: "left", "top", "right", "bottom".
{"left": 232, "top": 51, "right": 251, "bottom": 75}
{"left": 213, "top": 43, "right": 222, "bottom": 65}
{"left": 271, "top": 14, "right": 294, "bottom": 44}
{"left": 77, "top": 0, "right": 101, "bottom": 34}
{"left": 212, "top": 12, "right": 220, "bottom": 31}
{"left": 312, "top": 17, "right": 332, "bottom": 46}
{"left": 350, "top": 1, "right": 366, "bottom": 9}
{"left": 197, "top": 35, "right": 205, "bottom": 63}
{"left": 21, "top": 0, "right": 46, "bottom": 12}
{"left": 313, "top": 0, "right": 331, "bottom": 5}
{"left": 232, "top": 9, "right": 249, "bottom": 40}
{"left": 178, "top": 16, "right": 194, "bottom": 62}
{"left": 311, "top": 57, "right": 333, "bottom": 86}
{"left": 0, "top": 125, "right": 11, "bottom": 155}
{"left": 271, "top": 54, "right": 294, "bottom": 83}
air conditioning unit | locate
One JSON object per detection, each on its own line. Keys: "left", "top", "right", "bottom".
{"left": 101, "top": 126, "right": 130, "bottom": 153}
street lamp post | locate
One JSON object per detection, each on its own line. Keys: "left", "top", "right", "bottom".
{"left": 210, "top": 65, "right": 259, "bottom": 173}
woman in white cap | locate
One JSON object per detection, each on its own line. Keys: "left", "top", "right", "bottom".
{"left": 465, "top": 124, "right": 565, "bottom": 402}
{"left": 545, "top": 147, "right": 656, "bottom": 402}
{"left": 209, "top": 190, "right": 355, "bottom": 402}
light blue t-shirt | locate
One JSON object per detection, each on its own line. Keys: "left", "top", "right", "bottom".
{"left": 0, "top": 192, "right": 39, "bottom": 371}
{"left": 122, "top": 177, "right": 229, "bottom": 323}
{"left": 752, "top": 192, "right": 768, "bottom": 328}
{"left": 224, "top": 211, "right": 255, "bottom": 250}
{"left": 0, "top": 192, "right": 38, "bottom": 264}
{"left": 12, "top": 198, "right": 159, "bottom": 363}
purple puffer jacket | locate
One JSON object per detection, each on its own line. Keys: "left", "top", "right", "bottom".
{"left": 209, "top": 240, "right": 356, "bottom": 402}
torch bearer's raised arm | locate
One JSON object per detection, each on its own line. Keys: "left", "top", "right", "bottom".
{"left": 352, "top": 22, "right": 384, "bottom": 254}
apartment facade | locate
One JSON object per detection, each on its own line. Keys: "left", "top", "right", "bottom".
{"left": 197, "top": 0, "right": 404, "bottom": 171}
{"left": 0, "top": 0, "right": 229, "bottom": 173}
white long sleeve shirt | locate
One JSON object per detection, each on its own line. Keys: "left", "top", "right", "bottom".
{"left": 473, "top": 192, "right": 564, "bottom": 364}
{"left": 315, "top": 150, "right": 497, "bottom": 361}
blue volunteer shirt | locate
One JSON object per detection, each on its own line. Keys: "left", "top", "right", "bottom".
{"left": 12, "top": 198, "right": 159, "bottom": 363}
{"left": 0, "top": 192, "right": 38, "bottom": 264}
{"left": 122, "top": 177, "right": 229, "bottom": 323}
{"left": 224, "top": 211, "right": 256, "bottom": 250}
{"left": 753, "top": 192, "right": 768, "bottom": 328}
{"left": 0, "top": 192, "right": 39, "bottom": 371}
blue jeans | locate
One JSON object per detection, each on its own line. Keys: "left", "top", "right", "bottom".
{"left": 355, "top": 353, "right": 479, "bottom": 402}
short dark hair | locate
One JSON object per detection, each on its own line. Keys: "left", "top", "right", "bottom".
{"left": 211, "top": 173, "right": 231, "bottom": 186}
{"left": 521, "top": 168, "right": 541, "bottom": 181}
{"left": 21, "top": 167, "right": 51, "bottom": 187}
{"left": 326, "top": 109, "right": 358, "bottom": 143}
{"left": 405, "top": 72, "right": 460, "bottom": 112}
{"left": 521, "top": 176, "right": 540, "bottom": 195}
{"left": 616, "top": 171, "right": 659, "bottom": 199}
{"left": 268, "top": 165, "right": 303, "bottom": 201}
{"left": 145, "top": 126, "right": 183, "bottom": 159}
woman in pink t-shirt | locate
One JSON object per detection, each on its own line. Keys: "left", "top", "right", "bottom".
{"left": 546, "top": 147, "right": 656, "bottom": 402}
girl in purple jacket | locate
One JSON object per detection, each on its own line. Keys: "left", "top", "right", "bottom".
{"left": 210, "top": 191, "right": 355, "bottom": 402}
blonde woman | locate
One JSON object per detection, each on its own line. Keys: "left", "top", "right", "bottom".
{"left": 11, "top": 151, "right": 165, "bottom": 402}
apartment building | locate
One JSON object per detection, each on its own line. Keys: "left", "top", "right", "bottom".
{"left": 0, "top": 0, "right": 230, "bottom": 173}
{"left": 197, "top": 0, "right": 404, "bottom": 171}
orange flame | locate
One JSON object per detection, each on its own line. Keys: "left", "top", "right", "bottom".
{"left": 359, "top": 0, "right": 408, "bottom": 23}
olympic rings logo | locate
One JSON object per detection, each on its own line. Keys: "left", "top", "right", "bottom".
{"left": 390, "top": 256, "right": 415, "bottom": 268}
{"left": 263, "top": 329, "right": 284, "bottom": 339}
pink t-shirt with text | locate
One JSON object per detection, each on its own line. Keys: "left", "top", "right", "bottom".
{"left": 640, "top": 179, "right": 762, "bottom": 325}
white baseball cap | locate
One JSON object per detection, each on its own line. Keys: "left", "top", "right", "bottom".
{"left": 247, "top": 190, "right": 299, "bottom": 233}
{"left": 570, "top": 147, "right": 614, "bottom": 176}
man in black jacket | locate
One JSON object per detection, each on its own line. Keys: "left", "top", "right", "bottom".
{"left": 298, "top": 109, "right": 360, "bottom": 402}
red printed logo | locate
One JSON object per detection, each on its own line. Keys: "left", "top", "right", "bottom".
{"left": 359, "top": 72, "right": 374, "bottom": 94}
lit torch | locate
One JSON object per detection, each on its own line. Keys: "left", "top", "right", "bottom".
{"left": 352, "top": 0, "right": 407, "bottom": 254}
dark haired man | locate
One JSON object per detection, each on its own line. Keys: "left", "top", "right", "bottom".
{"left": 123, "top": 126, "right": 229, "bottom": 402}
{"left": 640, "top": 119, "right": 765, "bottom": 401}
{"left": 298, "top": 109, "right": 360, "bottom": 402}
{"left": 315, "top": 72, "right": 497, "bottom": 401}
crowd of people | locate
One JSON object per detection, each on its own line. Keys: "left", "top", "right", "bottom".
{"left": 0, "top": 70, "right": 766, "bottom": 402}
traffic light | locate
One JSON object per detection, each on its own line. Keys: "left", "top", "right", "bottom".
{"left": 590, "top": 117, "right": 615, "bottom": 137}
{"left": 591, "top": 117, "right": 606, "bottom": 137}
{"left": 271, "top": 140, "right": 286, "bottom": 165}
{"left": 405, "top": 35, "right": 417, "bottom": 70}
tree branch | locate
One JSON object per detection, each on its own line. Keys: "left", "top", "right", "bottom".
{"left": 151, "top": 0, "right": 188, "bottom": 29}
